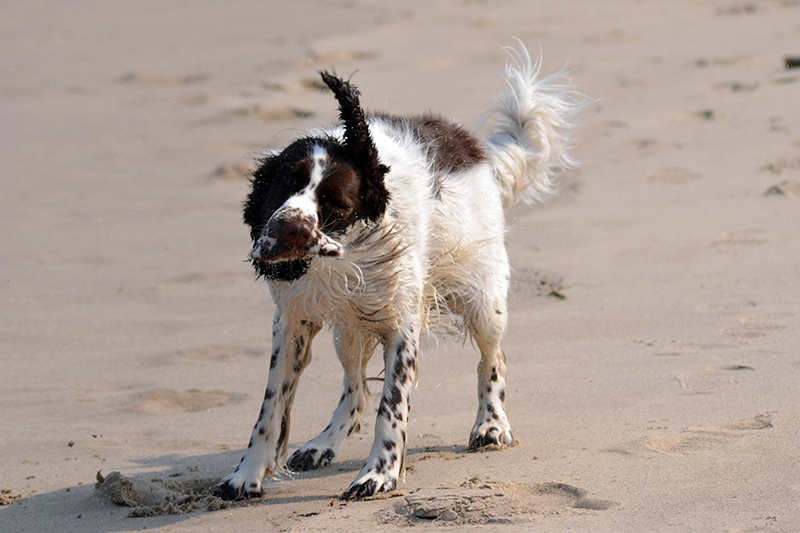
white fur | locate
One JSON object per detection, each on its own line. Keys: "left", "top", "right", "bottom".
{"left": 282, "top": 145, "right": 328, "bottom": 221}
{"left": 485, "top": 40, "right": 586, "bottom": 207}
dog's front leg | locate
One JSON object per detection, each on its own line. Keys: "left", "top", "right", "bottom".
{"left": 342, "top": 326, "right": 418, "bottom": 500}
{"left": 215, "top": 310, "right": 318, "bottom": 500}
{"left": 287, "top": 326, "right": 377, "bottom": 471}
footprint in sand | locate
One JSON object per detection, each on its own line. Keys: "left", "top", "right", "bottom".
{"left": 381, "top": 477, "right": 614, "bottom": 526}
{"left": 675, "top": 364, "right": 755, "bottom": 393}
{"left": 761, "top": 144, "right": 800, "bottom": 196}
{"left": 209, "top": 162, "right": 254, "bottom": 182}
{"left": 761, "top": 145, "right": 800, "bottom": 175}
{"left": 645, "top": 413, "right": 775, "bottom": 454}
{"left": 765, "top": 180, "right": 800, "bottom": 198}
{"left": 694, "top": 55, "right": 753, "bottom": 68}
{"left": 720, "top": 315, "right": 788, "bottom": 344}
{"left": 661, "top": 109, "right": 716, "bottom": 127}
{"left": 120, "top": 271, "right": 252, "bottom": 296}
{"left": 128, "top": 389, "right": 245, "bottom": 414}
{"left": 646, "top": 167, "right": 702, "bottom": 184}
{"left": 709, "top": 229, "right": 768, "bottom": 250}
{"left": 510, "top": 269, "right": 567, "bottom": 300}
{"left": 710, "top": 77, "right": 796, "bottom": 94}
{"left": 249, "top": 106, "right": 315, "bottom": 122}
{"left": 716, "top": 1, "right": 800, "bottom": 16}
{"left": 163, "top": 271, "right": 252, "bottom": 290}
{"left": 629, "top": 138, "right": 658, "bottom": 150}
{"left": 199, "top": 102, "right": 315, "bottom": 128}
{"left": 154, "top": 345, "right": 263, "bottom": 366}
{"left": 304, "top": 50, "right": 379, "bottom": 67}
{"left": 711, "top": 80, "right": 760, "bottom": 93}
{"left": 582, "top": 29, "right": 636, "bottom": 46}
{"left": 605, "top": 413, "right": 775, "bottom": 456}
{"left": 118, "top": 72, "right": 208, "bottom": 86}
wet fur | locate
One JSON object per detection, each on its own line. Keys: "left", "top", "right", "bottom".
{"left": 215, "top": 42, "right": 585, "bottom": 501}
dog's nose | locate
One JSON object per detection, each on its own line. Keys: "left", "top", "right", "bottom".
{"left": 281, "top": 222, "right": 313, "bottom": 247}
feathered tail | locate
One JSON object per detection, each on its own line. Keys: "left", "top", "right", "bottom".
{"left": 485, "top": 41, "right": 587, "bottom": 208}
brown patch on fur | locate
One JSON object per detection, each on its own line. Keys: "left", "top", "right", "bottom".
{"left": 316, "top": 161, "right": 362, "bottom": 233}
{"left": 407, "top": 115, "right": 487, "bottom": 174}
{"left": 372, "top": 114, "right": 487, "bottom": 175}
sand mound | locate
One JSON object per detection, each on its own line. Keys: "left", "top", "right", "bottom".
{"left": 95, "top": 471, "right": 229, "bottom": 517}
{"left": 383, "top": 477, "right": 614, "bottom": 525}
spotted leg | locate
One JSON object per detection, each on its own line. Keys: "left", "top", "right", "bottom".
{"left": 214, "top": 310, "right": 319, "bottom": 500}
{"left": 342, "top": 327, "right": 418, "bottom": 500}
{"left": 468, "top": 290, "right": 514, "bottom": 451}
{"left": 468, "top": 346, "right": 514, "bottom": 450}
{"left": 287, "top": 326, "right": 378, "bottom": 471}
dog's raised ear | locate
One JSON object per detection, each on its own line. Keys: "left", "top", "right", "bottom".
{"left": 320, "top": 70, "right": 390, "bottom": 223}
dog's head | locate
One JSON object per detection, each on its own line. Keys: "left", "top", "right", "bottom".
{"left": 244, "top": 71, "right": 390, "bottom": 281}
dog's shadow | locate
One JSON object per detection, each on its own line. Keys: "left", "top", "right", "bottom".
{"left": 211, "top": 443, "right": 470, "bottom": 508}
{"left": 267, "top": 442, "right": 469, "bottom": 481}
{"left": 3, "top": 444, "right": 471, "bottom": 532}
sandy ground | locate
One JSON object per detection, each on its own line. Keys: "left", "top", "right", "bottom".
{"left": 2, "top": 1, "right": 800, "bottom": 531}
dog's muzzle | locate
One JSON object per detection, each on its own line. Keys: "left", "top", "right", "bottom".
{"left": 250, "top": 212, "right": 343, "bottom": 263}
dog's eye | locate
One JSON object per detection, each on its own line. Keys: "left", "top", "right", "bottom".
{"left": 319, "top": 192, "right": 354, "bottom": 213}
{"left": 333, "top": 203, "right": 354, "bottom": 212}
{"left": 279, "top": 162, "right": 307, "bottom": 188}
{"left": 283, "top": 173, "right": 297, "bottom": 187}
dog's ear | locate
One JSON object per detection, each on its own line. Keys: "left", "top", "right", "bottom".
{"left": 243, "top": 153, "right": 279, "bottom": 241}
{"left": 320, "top": 70, "right": 390, "bottom": 223}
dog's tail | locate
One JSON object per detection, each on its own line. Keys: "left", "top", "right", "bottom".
{"left": 484, "top": 41, "right": 587, "bottom": 208}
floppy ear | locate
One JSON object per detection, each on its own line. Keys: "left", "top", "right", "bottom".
{"left": 320, "top": 70, "right": 390, "bottom": 223}
{"left": 243, "top": 153, "right": 279, "bottom": 241}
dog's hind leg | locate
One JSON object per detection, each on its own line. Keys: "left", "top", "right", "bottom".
{"left": 467, "top": 261, "right": 515, "bottom": 451}
{"left": 469, "top": 343, "right": 515, "bottom": 450}
{"left": 214, "top": 309, "right": 319, "bottom": 500}
{"left": 343, "top": 324, "right": 419, "bottom": 500}
{"left": 287, "top": 326, "right": 377, "bottom": 471}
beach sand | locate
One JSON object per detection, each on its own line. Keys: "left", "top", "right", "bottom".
{"left": 2, "top": 1, "right": 799, "bottom": 531}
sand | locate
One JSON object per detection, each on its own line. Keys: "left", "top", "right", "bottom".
{"left": 2, "top": 0, "right": 799, "bottom": 531}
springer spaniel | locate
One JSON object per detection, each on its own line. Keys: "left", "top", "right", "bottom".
{"left": 215, "top": 42, "right": 585, "bottom": 501}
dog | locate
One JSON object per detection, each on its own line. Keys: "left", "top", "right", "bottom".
{"left": 214, "top": 42, "right": 585, "bottom": 501}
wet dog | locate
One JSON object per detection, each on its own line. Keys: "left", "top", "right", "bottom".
{"left": 215, "top": 42, "right": 584, "bottom": 500}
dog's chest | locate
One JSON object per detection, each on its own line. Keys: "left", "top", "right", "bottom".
{"left": 269, "top": 254, "right": 419, "bottom": 332}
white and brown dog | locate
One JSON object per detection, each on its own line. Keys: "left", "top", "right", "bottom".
{"left": 215, "top": 42, "right": 585, "bottom": 501}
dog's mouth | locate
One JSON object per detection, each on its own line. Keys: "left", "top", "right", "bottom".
{"left": 250, "top": 226, "right": 343, "bottom": 264}
{"left": 249, "top": 247, "right": 307, "bottom": 263}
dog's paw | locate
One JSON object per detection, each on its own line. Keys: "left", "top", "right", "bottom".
{"left": 342, "top": 472, "right": 397, "bottom": 500}
{"left": 468, "top": 423, "right": 515, "bottom": 452}
{"left": 213, "top": 472, "right": 264, "bottom": 501}
{"left": 286, "top": 446, "right": 335, "bottom": 471}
